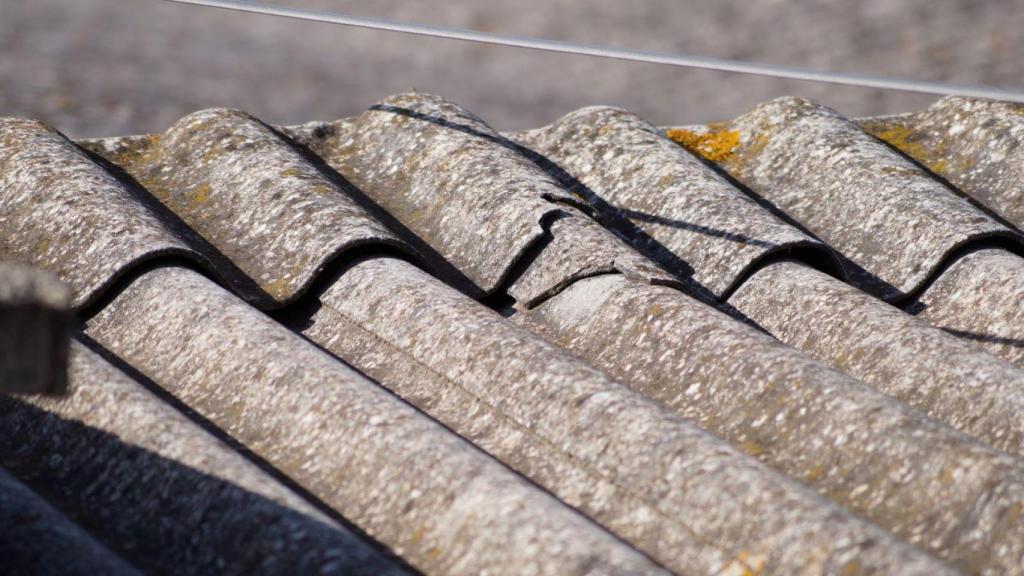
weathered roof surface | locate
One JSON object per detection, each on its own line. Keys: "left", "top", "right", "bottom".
{"left": 0, "top": 263, "right": 70, "bottom": 394}
{"left": 4, "top": 90, "right": 1024, "bottom": 574}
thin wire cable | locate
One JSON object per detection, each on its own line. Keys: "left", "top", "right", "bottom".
{"left": 164, "top": 0, "right": 1024, "bottom": 103}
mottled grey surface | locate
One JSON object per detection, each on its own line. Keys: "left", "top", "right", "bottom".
{"left": 0, "top": 465, "right": 139, "bottom": 575}
{"left": 511, "top": 106, "right": 830, "bottom": 298}
{"left": 85, "top": 266, "right": 665, "bottom": 576}
{"left": 515, "top": 274, "right": 1024, "bottom": 574}
{"left": 0, "top": 118, "right": 203, "bottom": 309}
{"left": 860, "top": 97, "right": 1024, "bottom": 229}
{"left": 303, "top": 92, "right": 585, "bottom": 297}
{"left": 714, "top": 97, "right": 1017, "bottom": 301}
{"left": 299, "top": 255, "right": 952, "bottom": 576}
{"left": 0, "top": 340, "right": 406, "bottom": 575}
{"left": 506, "top": 212, "right": 680, "bottom": 307}
{"left": 84, "top": 109, "right": 409, "bottom": 307}
{"left": 0, "top": 263, "right": 70, "bottom": 394}
{"left": 730, "top": 260, "right": 1024, "bottom": 456}
{"left": 914, "top": 248, "right": 1024, "bottom": 369}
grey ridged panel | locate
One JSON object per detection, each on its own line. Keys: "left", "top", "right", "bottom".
{"left": 512, "top": 106, "right": 829, "bottom": 298}
{"left": 0, "top": 340, "right": 407, "bottom": 575}
{"left": 506, "top": 211, "right": 680, "bottom": 307}
{"left": 298, "top": 256, "right": 952, "bottom": 576}
{"left": 915, "top": 248, "right": 1024, "bottom": 369}
{"left": 303, "top": 93, "right": 597, "bottom": 297}
{"left": 729, "top": 260, "right": 1024, "bottom": 456}
{"left": 0, "top": 119, "right": 201, "bottom": 308}
{"left": 860, "top": 97, "right": 1024, "bottom": 230}
{"left": 0, "top": 465, "right": 140, "bottom": 575}
{"left": 84, "top": 266, "right": 666, "bottom": 576}
{"left": 0, "top": 263, "right": 70, "bottom": 394}
{"left": 515, "top": 274, "right": 1024, "bottom": 574}
{"left": 717, "top": 97, "right": 1016, "bottom": 301}
{"left": 84, "top": 109, "right": 409, "bottom": 308}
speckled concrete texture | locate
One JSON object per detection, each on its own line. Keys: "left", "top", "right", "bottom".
{"left": 298, "top": 255, "right": 953, "bottom": 576}
{"left": 860, "top": 97, "right": 1024, "bottom": 229}
{"left": 0, "top": 263, "right": 70, "bottom": 394}
{"left": 0, "top": 465, "right": 140, "bottom": 575}
{"left": 0, "top": 119, "right": 201, "bottom": 308}
{"left": 511, "top": 106, "right": 831, "bottom": 298}
{"left": 84, "top": 266, "right": 667, "bottom": 576}
{"left": 715, "top": 97, "right": 1019, "bottom": 301}
{"left": 303, "top": 92, "right": 583, "bottom": 297}
{"left": 84, "top": 109, "right": 410, "bottom": 307}
{"left": 729, "top": 260, "right": 1024, "bottom": 456}
{"left": 914, "top": 248, "right": 1024, "bottom": 369}
{"left": 0, "top": 340, "right": 407, "bottom": 575}
{"left": 515, "top": 274, "right": 1024, "bottom": 574}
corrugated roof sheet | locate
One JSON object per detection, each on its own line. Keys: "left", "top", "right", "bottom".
{"left": 3, "top": 91, "right": 1024, "bottom": 574}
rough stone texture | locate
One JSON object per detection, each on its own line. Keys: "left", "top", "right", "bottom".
{"left": 83, "top": 109, "right": 410, "bottom": 308}
{"left": 715, "top": 97, "right": 1018, "bottom": 301}
{"left": 0, "top": 118, "right": 202, "bottom": 309}
{"left": 0, "top": 263, "right": 71, "bottom": 394}
{"left": 914, "top": 248, "right": 1024, "bottom": 369}
{"left": 511, "top": 106, "right": 831, "bottom": 299}
{"left": 298, "top": 255, "right": 952, "bottom": 576}
{"left": 0, "top": 465, "right": 140, "bottom": 575}
{"left": 85, "top": 266, "right": 665, "bottom": 576}
{"left": 730, "top": 260, "right": 1024, "bottom": 456}
{"left": 514, "top": 274, "right": 1024, "bottom": 575}
{"left": 303, "top": 92, "right": 596, "bottom": 297}
{"left": 0, "top": 340, "right": 406, "bottom": 575}
{"left": 506, "top": 211, "right": 681, "bottom": 307}
{"left": 860, "top": 97, "right": 1024, "bottom": 230}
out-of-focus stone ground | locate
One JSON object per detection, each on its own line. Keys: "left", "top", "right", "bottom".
{"left": 2, "top": 0, "right": 1022, "bottom": 137}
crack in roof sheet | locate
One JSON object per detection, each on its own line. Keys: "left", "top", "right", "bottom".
{"left": 511, "top": 106, "right": 836, "bottom": 298}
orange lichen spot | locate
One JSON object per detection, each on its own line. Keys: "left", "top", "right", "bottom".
{"left": 666, "top": 128, "right": 741, "bottom": 162}
{"left": 260, "top": 276, "right": 291, "bottom": 299}
{"left": 190, "top": 183, "right": 211, "bottom": 208}
{"left": 804, "top": 464, "right": 825, "bottom": 482}
{"left": 866, "top": 124, "right": 950, "bottom": 174}
{"left": 841, "top": 559, "right": 861, "bottom": 576}
{"left": 737, "top": 439, "right": 765, "bottom": 457}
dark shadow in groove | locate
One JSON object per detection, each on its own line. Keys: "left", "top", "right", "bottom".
{"left": 901, "top": 235, "right": 1024, "bottom": 308}
{"left": 0, "top": 355, "right": 413, "bottom": 575}
{"left": 267, "top": 120, "right": 482, "bottom": 300}
{"left": 74, "top": 334, "right": 415, "bottom": 575}
{"left": 282, "top": 277, "right": 670, "bottom": 573}
{"left": 938, "top": 327, "right": 1024, "bottom": 348}
{"left": 868, "top": 133, "right": 1024, "bottom": 236}
{"left": 78, "top": 147, "right": 271, "bottom": 309}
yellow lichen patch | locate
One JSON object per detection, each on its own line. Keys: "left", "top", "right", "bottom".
{"left": 841, "top": 559, "right": 861, "bottom": 576}
{"left": 737, "top": 439, "right": 765, "bottom": 457}
{"left": 804, "top": 463, "right": 825, "bottom": 482}
{"left": 260, "top": 276, "right": 291, "bottom": 299}
{"left": 666, "top": 128, "right": 741, "bottom": 162}
{"left": 865, "top": 124, "right": 951, "bottom": 174}
{"left": 189, "top": 183, "right": 211, "bottom": 209}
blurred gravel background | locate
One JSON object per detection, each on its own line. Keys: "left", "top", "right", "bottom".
{"left": 2, "top": 0, "right": 1022, "bottom": 137}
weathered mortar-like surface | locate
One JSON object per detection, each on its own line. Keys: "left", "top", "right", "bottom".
{"left": 0, "top": 340, "right": 406, "bottom": 575}
{"left": 84, "top": 266, "right": 666, "bottom": 576}
{"left": 302, "top": 92, "right": 678, "bottom": 298}
{"left": 913, "top": 248, "right": 1024, "bottom": 368}
{"left": 511, "top": 106, "right": 830, "bottom": 298}
{"left": 514, "top": 274, "right": 1024, "bottom": 574}
{"left": 506, "top": 212, "right": 680, "bottom": 307}
{"left": 716, "top": 97, "right": 1017, "bottom": 301}
{"left": 729, "top": 260, "right": 1024, "bottom": 456}
{"left": 298, "top": 255, "right": 954, "bottom": 576}
{"left": 84, "top": 109, "right": 410, "bottom": 307}
{"left": 0, "top": 465, "right": 140, "bottom": 575}
{"left": 0, "top": 119, "right": 203, "bottom": 309}
{"left": 0, "top": 263, "right": 71, "bottom": 394}
{"left": 860, "top": 96, "right": 1024, "bottom": 229}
